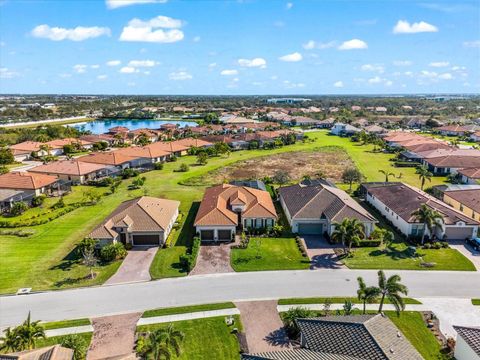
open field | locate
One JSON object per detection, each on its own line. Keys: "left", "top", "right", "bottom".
{"left": 137, "top": 316, "right": 241, "bottom": 360}
{"left": 183, "top": 147, "right": 354, "bottom": 186}
{"left": 0, "top": 131, "right": 452, "bottom": 293}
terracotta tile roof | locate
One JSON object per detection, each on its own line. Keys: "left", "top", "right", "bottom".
{"left": 444, "top": 189, "right": 480, "bottom": 213}
{"left": 279, "top": 180, "right": 376, "bottom": 223}
{"left": 45, "top": 138, "right": 92, "bottom": 149}
{"left": 194, "top": 184, "right": 277, "bottom": 226}
{"left": 0, "top": 171, "right": 58, "bottom": 190}
{"left": 145, "top": 141, "right": 189, "bottom": 153}
{"left": 424, "top": 155, "right": 480, "bottom": 168}
{"left": 171, "top": 138, "right": 213, "bottom": 148}
{"left": 9, "top": 141, "right": 44, "bottom": 152}
{"left": 115, "top": 146, "right": 171, "bottom": 159}
{"left": 108, "top": 126, "right": 130, "bottom": 133}
{"left": 437, "top": 124, "right": 479, "bottom": 133}
{"left": 243, "top": 349, "right": 361, "bottom": 359}
{"left": 363, "top": 182, "right": 479, "bottom": 225}
{"left": 80, "top": 134, "right": 114, "bottom": 143}
{"left": 89, "top": 196, "right": 179, "bottom": 239}
{"left": 29, "top": 160, "right": 108, "bottom": 176}
{"left": 3, "top": 344, "right": 74, "bottom": 360}
{"left": 454, "top": 326, "right": 480, "bottom": 355}
{"left": 418, "top": 148, "right": 480, "bottom": 159}
{"left": 78, "top": 151, "right": 139, "bottom": 166}
{"left": 458, "top": 167, "right": 480, "bottom": 179}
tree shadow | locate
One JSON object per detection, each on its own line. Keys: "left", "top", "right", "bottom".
{"left": 368, "top": 245, "right": 424, "bottom": 261}
{"left": 175, "top": 202, "right": 200, "bottom": 248}
{"left": 54, "top": 275, "right": 89, "bottom": 288}
{"left": 49, "top": 247, "right": 81, "bottom": 272}
{"left": 264, "top": 328, "right": 291, "bottom": 348}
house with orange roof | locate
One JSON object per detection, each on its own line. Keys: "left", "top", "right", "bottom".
{"left": 45, "top": 138, "right": 94, "bottom": 155}
{"left": 9, "top": 141, "right": 47, "bottom": 160}
{"left": 29, "top": 160, "right": 114, "bottom": 184}
{"left": 114, "top": 145, "right": 171, "bottom": 164}
{"left": 0, "top": 171, "right": 60, "bottom": 197}
{"left": 171, "top": 138, "right": 213, "bottom": 149}
{"left": 78, "top": 151, "right": 141, "bottom": 169}
{"left": 145, "top": 141, "right": 189, "bottom": 157}
{"left": 194, "top": 184, "right": 277, "bottom": 241}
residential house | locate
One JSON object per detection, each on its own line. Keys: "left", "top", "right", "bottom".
{"left": 453, "top": 326, "right": 480, "bottom": 360}
{"left": 171, "top": 138, "right": 213, "bottom": 149}
{"left": 419, "top": 149, "right": 480, "bottom": 175}
{"left": 441, "top": 188, "right": 480, "bottom": 222}
{"left": 45, "top": 138, "right": 93, "bottom": 155}
{"left": 363, "top": 182, "right": 479, "bottom": 240}
{"left": 89, "top": 196, "right": 179, "bottom": 246}
{"left": 0, "top": 172, "right": 60, "bottom": 198}
{"left": 458, "top": 168, "right": 480, "bottom": 184}
{"left": 0, "top": 189, "right": 27, "bottom": 211}
{"left": 115, "top": 146, "right": 171, "bottom": 165}
{"left": 1, "top": 345, "right": 74, "bottom": 360}
{"left": 78, "top": 151, "right": 141, "bottom": 169}
{"left": 471, "top": 131, "right": 480, "bottom": 142}
{"left": 128, "top": 128, "right": 159, "bottom": 143}
{"left": 437, "top": 124, "right": 479, "bottom": 136}
{"left": 29, "top": 160, "right": 114, "bottom": 184}
{"left": 9, "top": 141, "right": 46, "bottom": 161}
{"left": 79, "top": 134, "right": 115, "bottom": 147}
{"left": 279, "top": 179, "right": 376, "bottom": 236}
{"left": 194, "top": 184, "right": 277, "bottom": 242}
{"left": 364, "top": 124, "right": 387, "bottom": 134}
{"left": 242, "top": 314, "right": 422, "bottom": 360}
{"left": 144, "top": 141, "right": 189, "bottom": 157}
{"left": 330, "top": 123, "right": 361, "bottom": 136}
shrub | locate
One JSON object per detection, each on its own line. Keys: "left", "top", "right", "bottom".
{"left": 153, "top": 162, "right": 164, "bottom": 170}
{"left": 77, "top": 237, "right": 98, "bottom": 256}
{"left": 180, "top": 237, "right": 201, "bottom": 272}
{"left": 31, "top": 195, "right": 46, "bottom": 207}
{"left": 295, "top": 236, "right": 308, "bottom": 257}
{"left": 10, "top": 201, "right": 29, "bottom": 216}
{"left": 177, "top": 163, "right": 189, "bottom": 172}
{"left": 281, "top": 307, "right": 316, "bottom": 338}
{"left": 121, "top": 168, "right": 140, "bottom": 179}
{"left": 0, "top": 165, "right": 8, "bottom": 175}
{"left": 169, "top": 155, "right": 177, "bottom": 162}
{"left": 60, "top": 334, "right": 87, "bottom": 360}
{"left": 440, "top": 241, "right": 449, "bottom": 248}
{"left": 100, "top": 243, "right": 128, "bottom": 262}
{"left": 355, "top": 239, "right": 383, "bottom": 247}
{"left": 51, "top": 197, "right": 66, "bottom": 209}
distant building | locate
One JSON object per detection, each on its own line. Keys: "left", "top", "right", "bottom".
{"left": 266, "top": 98, "right": 311, "bottom": 104}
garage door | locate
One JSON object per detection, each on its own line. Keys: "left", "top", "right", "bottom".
{"left": 200, "top": 230, "right": 214, "bottom": 241}
{"left": 132, "top": 234, "right": 159, "bottom": 246}
{"left": 298, "top": 223, "right": 323, "bottom": 235}
{"left": 218, "top": 230, "right": 231, "bottom": 241}
{"left": 444, "top": 227, "right": 474, "bottom": 240}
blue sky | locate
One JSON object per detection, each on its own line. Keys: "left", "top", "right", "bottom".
{"left": 1, "top": 0, "right": 479, "bottom": 95}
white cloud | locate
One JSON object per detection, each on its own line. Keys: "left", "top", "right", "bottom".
{"left": 208, "top": 63, "right": 217, "bottom": 70}
{"left": 144, "top": 71, "right": 151, "bottom": 75}
{"left": 119, "top": 16, "right": 184, "bottom": 43}
{"left": 393, "top": 20, "right": 438, "bottom": 34}
{"left": 119, "top": 66, "right": 139, "bottom": 73}
{"left": 463, "top": 40, "right": 480, "bottom": 48}
{"left": 106, "top": 0, "right": 167, "bottom": 9}
{"left": 0, "top": 67, "right": 19, "bottom": 79}
{"left": 404, "top": 71, "right": 414, "bottom": 76}
{"left": 193, "top": 36, "right": 201, "bottom": 42}
{"left": 368, "top": 76, "right": 392, "bottom": 86}
{"left": 393, "top": 60, "right": 412, "bottom": 66}
{"left": 429, "top": 61, "right": 449, "bottom": 67}
{"left": 360, "top": 64, "right": 384, "bottom": 73}
{"left": 106, "top": 60, "right": 121, "bottom": 66}
{"left": 58, "top": 73, "right": 72, "bottom": 78}
{"left": 302, "top": 40, "right": 336, "bottom": 50}
{"left": 283, "top": 80, "right": 305, "bottom": 88}
{"left": 270, "top": 75, "right": 278, "bottom": 80}
{"left": 286, "top": 2, "right": 293, "bottom": 10}
{"left": 97, "top": 74, "right": 108, "bottom": 80}
{"left": 73, "top": 64, "right": 88, "bottom": 73}
{"left": 91, "top": 64, "right": 100, "bottom": 69}
{"left": 238, "top": 58, "right": 267, "bottom": 68}
{"left": 128, "top": 59, "right": 158, "bottom": 67}
{"left": 169, "top": 71, "right": 192, "bottom": 80}
{"left": 279, "top": 52, "right": 302, "bottom": 62}
{"left": 31, "top": 24, "right": 111, "bottom": 41}
{"left": 338, "top": 39, "right": 368, "bottom": 50}
{"left": 333, "top": 81, "right": 344, "bottom": 88}
{"left": 438, "top": 73, "right": 453, "bottom": 80}
{"left": 220, "top": 69, "right": 238, "bottom": 76}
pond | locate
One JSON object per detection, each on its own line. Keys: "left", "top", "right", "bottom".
{"left": 71, "top": 118, "right": 198, "bottom": 134}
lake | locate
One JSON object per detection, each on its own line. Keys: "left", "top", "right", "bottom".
{"left": 71, "top": 118, "right": 198, "bottom": 134}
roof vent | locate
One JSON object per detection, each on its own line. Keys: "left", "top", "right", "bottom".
{"left": 397, "top": 331, "right": 402, "bottom": 338}
{"left": 390, "top": 348, "right": 395, "bottom": 354}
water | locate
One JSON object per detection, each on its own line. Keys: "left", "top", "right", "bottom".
{"left": 71, "top": 118, "right": 198, "bottom": 134}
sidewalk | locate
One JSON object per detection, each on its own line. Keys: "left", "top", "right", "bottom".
{"left": 138, "top": 308, "right": 240, "bottom": 326}
{"left": 45, "top": 325, "right": 94, "bottom": 337}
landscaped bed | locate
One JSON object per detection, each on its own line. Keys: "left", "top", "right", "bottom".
{"left": 278, "top": 297, "right": 422, "bottom": 305}
{"left": 136, "top": 316, "right": 242, "bottom": 360}
{"left": 142, "top": 302, "right": 236, "bottom": 318}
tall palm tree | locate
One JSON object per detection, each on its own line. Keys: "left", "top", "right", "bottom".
{"left": 379, "top": 169, "right": 395, "bottom": 182}
{"left": 331, "top": 218, "right": 365, "bottom": 254}
{"left": 357, "top": 277, "right": 380, "bottom": 314}
{"left": 411, "top": 204, "right": 444, "bottom": 244}
{"left": 416, "top": 165, "right": 433, "bottom": 190}
{"left": 0, "top": 327, "right": 21, "bottom": 352}
{"left": 17, "top": 312, "right": 45, "bottom": 350}
{"left": 377, "top": 270, "right": 408, "bottom": 315}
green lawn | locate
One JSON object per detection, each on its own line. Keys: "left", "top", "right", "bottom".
{"left": 137, "top": 316, "right": 241, "bottom": 360}
{"left": 142, "top": 302, "right": 236, "bottom": 318}
{"left": 41, "top": 318, "right": 91, "bottom": 330}
{"left": 0, "top": 130, "right": 452, "bottom": 293}
{"left": 472, "top": 299, "right": 480, "bottom": 306}
{"left": 386, "top": 311, "right": 449, "bottom": 360}
{"left": 278, "top": 297, "right": 422, "bottom": 305}
{"left": 231, "top": 237, "right": 310, "bottom": 272}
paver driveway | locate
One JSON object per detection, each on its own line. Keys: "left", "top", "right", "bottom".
{"left": 302, "top": 236, "right": 346, "bottom": 269}
{"left": 87, "top": 312, "right": 142, "bottom": 360}
{"left": 235, "top": 300, "right": 290, "bottom": 353}
{"left": 190, "top": 242, "right": 236, "bottom": 275}
{"left": 104, "top": 247, "right": 157, "bottom": 285}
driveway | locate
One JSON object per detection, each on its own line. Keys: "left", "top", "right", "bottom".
{"left": 190, "top": 242, "right": 236, "bottom": 275}
{"left": 449, "top": 240, "right": 480, "bottom": 271}
{"left": 104, "top": 247, "right": 157, "bottom": 285}
{"left": 235, "top": 300, "right": 290, "bottom": 353}
{"left": 302, "top": 235, "right": 346, "bottom": 269}
{"left": 87, "top": 312, "right": 141, "bottom": 360}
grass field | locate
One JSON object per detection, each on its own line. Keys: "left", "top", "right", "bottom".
{"left": 142, "top": 302, "right": 236, "bottom": 318}
{"left": 137, "top": 316, "right": 241, "bottom": 360}
{"left": 278, "top": 297, "right": 422, "bottom": 305}
{"left": 41, "top": 318, "right": 91, "bottom": 330}
{"left": 0, "top": 131, "right": 451, "bottom": 293}
{"left": 472, "top": 299, "right": 480, "bottom": 305}
{"left": 231, "top": 237, "right": 310, "bottom": 272}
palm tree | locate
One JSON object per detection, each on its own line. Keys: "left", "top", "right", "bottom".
{"left": 379, "top": 169, "right": 395, "bottom": 182}
{"left": 331, "top": 218, "right": 365, "bottom": 254}
{"left": 146, "top": 324, "right": 184, "bottom": 360}
{"left": 16, "top": 312, "right": 45, "bottom": 350}
{"left": 416, "top": 165, "right": 433, "bottom": 190}
{"left": 411, "top": 204, "right": 444, "bottom": 244}
{"left": 357, "top": 277, "right": 380, "bottom": 314}
{"left": 331, "top": 220, "right": 348, "bottom": 253}
{"left": 0, "top": 327, "right": 21, "bottom": 352}
{"left": 377, "top": 270, "right": 408, "bottom": 315}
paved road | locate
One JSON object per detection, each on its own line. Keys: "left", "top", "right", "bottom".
{"left": 1, "top": 269, "right": 480, "bottom": 328}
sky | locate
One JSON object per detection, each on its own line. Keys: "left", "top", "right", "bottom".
{"left": 0, "top": 0, "right": 479, "bottom": 95}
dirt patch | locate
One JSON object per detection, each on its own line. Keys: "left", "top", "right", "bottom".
{"left": 184, "top": 147, "right": 354, "bottom": 186}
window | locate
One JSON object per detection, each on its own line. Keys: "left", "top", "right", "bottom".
{"left": 411, "top": 224, "right": 424, "bottom": 236}
{"left": 245, "top": 219, "right": 252, "bottom": 228}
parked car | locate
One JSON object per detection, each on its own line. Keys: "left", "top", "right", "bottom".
{"left": 466, "top": 237, "right": 480, "bottom": 251}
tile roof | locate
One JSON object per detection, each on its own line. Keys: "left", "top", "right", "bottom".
{"left": 363, "top": 182, "right": 479, "bottom": 225}
{"left": 78, "top": 151, "right": 139, "bottom": 166}
{"left": 45, "top": 138, "right": 92, "bottom": 149}
{"left": 454, "top": 326, "right": 480, "bottom": 355}
{"left": 297, "top": 315, "right": 423, "bottom": 360}
{"left": 242, "top": 349, "right": 362, "bottom": 360}
{"left": 444, "top": 189, "right": 480, "bottom": 213}
{"left": 29, "top": 160, "right": 108, "bottom": 176}
{"left": 89, "top": 196, "right": 180, "bottom": 239}
{"left": 194, "top": 184, "right": 277, "bottom": 226}
{"left": 115, "top": 146, "right": 171, "bottom": 159}
{"left": 424, "top": 155, "right": 480, "bottom": 169}
{"left": 0, "top": 344, "right": 74, "bottom": 360}
{"left": 0, "top": 172, "right": 58, "bottom": 190}
{"left": 144, "top": 141, "right": 189, "bottom": 153}
{"left": 9, "top": 141, "right": 44, "bottom": 152}
{"left": 279, "top": 180, "right": 376, "bottom": 223}
{"left": 458, "top": 167, "right": 480, "bottom": 179}
{"left": 171, "top": 138, "right": 213, "bottom": 148}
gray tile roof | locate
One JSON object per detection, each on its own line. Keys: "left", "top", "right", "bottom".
{"left": 242, "top": 349, "right": 361, "bottom": 360}
{"left": 297, "top": 315, "right": 423, "bottom": 360}
{"left": 279, "top": 180, "right": 376, "bottom": 223}
{"left": 454, "top": 326, "right": 480, "bottom": 355}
